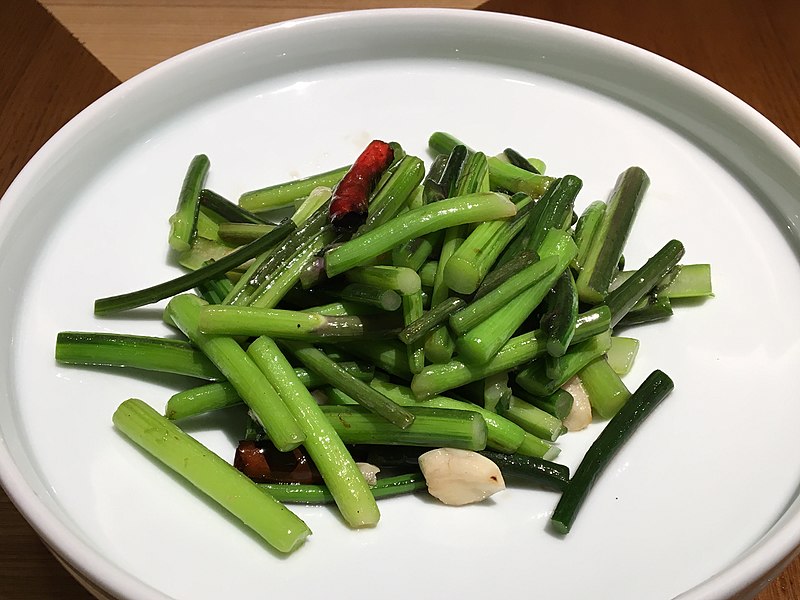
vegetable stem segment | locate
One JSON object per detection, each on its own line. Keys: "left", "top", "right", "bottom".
{"left": 239, "top": 165, "right": 349, "bottom": 213}
{"left": 55, "top": 332, "right": 223, "bottom": 380}
{"left": 113, "top": 398, "right": 310, "bottom": 553}
{"left": 168, "top": 154, "right": 210, "bottom": 252}
{"left": 550, "top": 370, "right": 674, "bottom": 534}
{"left": 576, "top": 166, "right": 649, "bottom": 303}
{"left": 247, "top": 337, "right": 380, "bottom": 528}
{"left": 165, "top": 294, "right": 305, "bottom": 451}
{"left": 324, "top": 192, "right": 517, "bottom": 277}
{"left": 94, "top": 219, "right": 296, "bottom": 314}
{"left": 280, "top": 340, "right": 415, "bottom": 428}
{"left": 259, "top": 473, "right": 426, "bottom": 505}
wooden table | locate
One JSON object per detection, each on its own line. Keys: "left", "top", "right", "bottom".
{"left": 1, "top": 1, "right": 798, "bottom": 598}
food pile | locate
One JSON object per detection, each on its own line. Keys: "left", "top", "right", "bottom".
{"left": 55, "top": 133, "right": 712, "bottom": 552}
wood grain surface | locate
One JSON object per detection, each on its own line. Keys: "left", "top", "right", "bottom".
{"left": 1, "top": 1, "right": 799, "bottom": 599}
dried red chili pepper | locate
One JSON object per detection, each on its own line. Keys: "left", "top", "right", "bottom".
{"left": 329, "top": 140, "right": 394, "bottom": 232}
{"left": 233, "top": 440, "right": 322, "bottom": 484}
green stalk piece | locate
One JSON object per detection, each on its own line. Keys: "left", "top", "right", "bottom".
{"left": 502, "top": 148, "right": 542, "bottom": 174}
{"left": 291, "top": 186, "right": 333, "bottom": 225}
{"left": 225, "top": 206, "right": 327, "bottom": 306}
{"left": 578, "top": 356, "right": 631, "bottom": 419}
{"left": 392, "top": 231, "right": 443, "bottom": 272}
{"left": 606, "top": 336, "right": 640, "bottom": 375}
{"left": 345, "top": 266, "right": 421, "bottom": 295}
{"left": 363, "top": 155, "right": 426, "bottom": 231}
{"left": 617, "top": 295, "right": 672, "bottom": 327}
{"left": 401, "top": 290, "right": 426, "bottom": 374}
{"left": 168, "top": 154, "right": 210, "bottom": 252}
{"left": 324, "top": 192, "right": 518, "bottom": 277}
{"left": 94, "top": 219, "right": 295, "bottom": 314}
{"left": 399, "top": 297, "right": 465, "bottom": 345}
{"left": 165, "top": 294, "right": 304, "bottom": 451}
{"left": 113, "top": 398, "right": 310, "bottom": 553}
{"left": 319, "top": 405, "right": 488, "bottom": 450}
{"left": 55, "top": 332, "right": 223, "bottom": 380}
{"left": 524, "top": 175, "right": 582, "bottom": 253}
{"left": 217, "top": 223, "right": 277, "bottom": 246}
{"left": 516, "top": 330, "right": 612, "bottom": 397}
{"left": 165, "top": 362, "right": 374, "bottom": 420}
{"left": 418, "top": 260, "right": 439, "bottom": 288}
{"left": 199, "top": 188, "right": 271, "bottom": 225}
{"left": 656, "top": 263, "right": 713, "bottom": 298}
{"left": 444, "top": 193, "right": 532, "bottom": 294}
{"left": 480, "top": 451, "right": 569, "bottom": 492}
{"left": 455, "top": 229, "right": 577, "bottom": 365}
{"left": 499, "top": 396, "right": 565, "bottom": 442}
{"left": 336, "top": 339, "right": 413, "bottom": 379}
{"left": 247, "top": 336, "right": 380, "bottom": 528}
{"left": 239, "top": 165, "right": 349, "bottom": 213}
{"left": 410, "top": 306, "right": 611, "bottom": 399}
{"left": 572, "top": 200, "right": 606, "bottom": 270}
{"left": 427, "top": 132, "right": 553, "bottom": 198}
{"left": 551, "top": 370, "right": 674, "bottom": 534}
{"left": 248, "top": 228, "right": 336, "bottom": 309}
{"left": 448, "top": 255, "right": 559, "bottom": 337}
{"left": 604, "top": 239, "right": 685, "bottom": 327}
{"left": 369, "top": 379, "right": 557, "bottom": 459}
{"left": 514, "top": 388, "right": 574, "bottom": 421}
{"left": 473, "top": 250, "right": 538, "bottom": 300}
{"left": 258, "top": 473, "right": 426, "bottom": 505}
{"left": 196, "top": 275, "right": 234, "bottom": 305}
{"left": 281, "top": 340, "right": 414, "bottom": 428}
{"left": 539, "top": 269, "right": 579, "bottom": 357}
{"left": 422, "top": 153, "right": 449, "bottom": 203}
{"left": 198, "top": 305, "right": 401, "bottom": 340}
{"left": 576, "top": 166, "right": 650, "bottom": 303}
{"left": 334, "top": 283, "right": 402, "bottom": 312}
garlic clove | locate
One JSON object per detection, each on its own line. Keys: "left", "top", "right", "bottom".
{"left": 562, "top": 376, "right": 592, "bottom": 431}
{"left": 356, "top": 462, "right": 380, "bottom": 487}
{"left": 418, "top": 448, "right": 505, "bottom": 506}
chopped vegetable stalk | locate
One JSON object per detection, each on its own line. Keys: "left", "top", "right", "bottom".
{"left": 410, "top": 306, "right": 611, "bottom": 400}
{"left": 444, "top": 193, "right": 532, "bottom": 294}
{"left": 94, "top": 219, "right": 296, "bottom": 314}
{"left": 456, "top": 229, "right": 578, "bottom": 365}
{"left": 334, "top": 283, "right": 402, "bottom": 312}
{"left": 399, "top": 297, "right": 465, "bottom": 345}
{"left": 55, "top": 331, "right": 223, "bottom": 380}
{"left": 165, "top": 294, "right": 305, "bottom": 452}
{"left": 362, "top": 155, "right": 426, "bottom": 231}
{"left": 523, "top": 175, "right": 582, "bottom": 253}
{"left": 499, "top": 396, "right": 565, "bottom": 442}
{"left": 239, "top": 165, "right": 349, "bottom": 213}
{"left": 324, "top": 192, "right": 518, "bottom": 277}
{"left": 516, "top": 330, "right": 612, "bottom": 397}
{"left": 257, "top": 473, "right": 426, "bottom": 504}
{"left": 540, "top": 269, "right": 579, "bottom": 357}
{"left": 319, "top": 405, "right": 488, "bottom": 450}
{"left": 280, "top": 340, "right": 415, "bottom": 429}
{"left": 199, "top": 188, "right": 272, "bottom": 225}
{"left": 198, "top": 305, "right": 401, "bottom": 339}
{"left": 113, "top": 398, "right": 310, "bottom": 553}
{"left": 344, "top": 266, "right": 421, "bottom": 295}
{"left": 165, "top": 361, "right": 375, "bottom": 420}
{"left": 606, "top": 336, "right": 640, "bottom": 375}
{"left": 247, "top": 336, "right": 380, "bottom": 528}
{"left": 576, "top": 166, "right": 650, "bottom": 303}
{"left": 578, "top": 356, "right": 631, "bottom": 419}
{"left": 448, "top": 255, "right": 559, "bottom": 337}
{"left": 551, "top": 370, "right": 674, "bottom": 534}
{"left": 572, "top": 200, "right": 605, "bottom": 270}
{"left": 514, "top": 388, "right": 574, "bottom": 421}
{"left": 604, "top": 239, "right": 685, "bottom": 327}
{"left": 168, "top": 154, "right": 210, "bottom": 252}
{"left": 401, "top": 290, "right": 426, "bottom": 374}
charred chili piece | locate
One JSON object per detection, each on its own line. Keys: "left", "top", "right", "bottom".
{"left": 234, "top": 440, "right": 323, "bottom": 484}
{"left": 328, "top": 140, "right": 394, "bottom": 232}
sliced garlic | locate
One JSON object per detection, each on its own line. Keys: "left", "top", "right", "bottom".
{"left": 562, "top": 376, "right": 592, "bottom": 431}
{"left": 418, "top": 448, "right": 505, "bottom": 506}
{"left": 356, "top": 462, "right": 380, "bottom": 487}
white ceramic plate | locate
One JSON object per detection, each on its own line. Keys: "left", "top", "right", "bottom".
{"left": 2, "top": 9, "right": 800, "bottom": 600}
